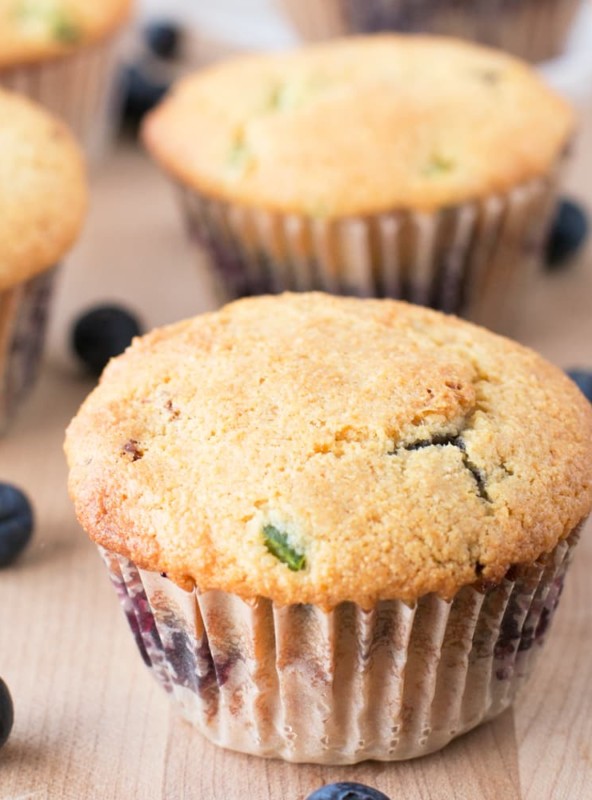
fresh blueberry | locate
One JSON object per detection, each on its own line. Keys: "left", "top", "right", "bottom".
{"left": 72, "top": 304, "right": 142, "bottom": 377}
{"left": 0, "top": 484, "right": 34, "bottom": 568}
{"left": 0, "top": 679, "right": 14, "bottom": 749}
{"left": 566, "top": 369, "right": 592, "bottom": 402}
{"left": 545, "top": 199, "right": 588, "bottom": 270}
{"left": 306, "top": 783, "right": 391, "bottom": 800}
{"left": 145, "top": 20, "right": 182, "bottom": 60}
{"left": 121, "top": 63, "right": 169, "bottom": 124}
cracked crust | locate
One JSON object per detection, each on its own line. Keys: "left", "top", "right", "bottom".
{"left": 0, "top": 0, "right": 132, "bottom": 68}
{"left": 143, "top": 35, "right": 573, "bottom": 217}
{"left": 65, "top": 294, "right": 592, "bottom": 608}
{"left": 0, "top": 89, "right": 87, "bottom": 290}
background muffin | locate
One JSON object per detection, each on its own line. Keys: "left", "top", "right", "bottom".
{"left": 0, "top": 0, "right": 133, "bottom": 161}
{"left": 276, "top": 0, "right": 583, "bottom": 63}
{"left": 0, "top": 88, "right": 87, "bottom": 429}
{"left": 65, "top": 293, "right": 592, "bottom": 764}
{"left": 143, "top": 36, "right": 573, "bottom": 330}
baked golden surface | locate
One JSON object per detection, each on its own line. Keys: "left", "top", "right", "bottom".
{"left": 0, "top": 89, "right": 86, "bottom": 290}
{"left": 143, "top": 35, "right": 573, "bottom": 217}
{"left": 0, "top": 0, "right": 132, "bottom": 67}
{"left": 66, "top": 294, "right": 592, "bottom": 608}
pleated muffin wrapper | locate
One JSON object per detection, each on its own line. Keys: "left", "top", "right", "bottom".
{"left": 276, "top": 0, "right": 582, "bottom": 63}
{"left": 0, "top": 267, "right": 56, "bottom": 432}
{"left": 99, "top": 524, "right": 580, "bottom": 764}
{"left": 0, "top": 33, "right": 124, "bottom": 164}
{"left": 177, "top": 167, "right": 560, "bottom": 331}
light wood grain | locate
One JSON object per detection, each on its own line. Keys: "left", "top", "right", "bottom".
{"left": 0, "top": 104, "right": 592, "bottom": 800}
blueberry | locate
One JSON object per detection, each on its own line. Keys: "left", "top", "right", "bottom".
{"left": 306, "top": 783, "right": 391, "bottom": 800}
{"left": 121, "top": 63, "right": 169, "bottom": 125}
{"left": 545, "top": 199, "right": 588, "bottom": 270}
{"left": 72, "top": 305, "right": 142, "bottom": 377}
{"left": 0, "top": 484, "right": 34, "bottom": 568}
{"left": 0, "top": 679, "right": 14, "bottom": 749}
{"left": 566, "top": 369, "right": 592, "bottom": 403}
{"left": 145, "top": 20, "right": 182, "bottom": 60}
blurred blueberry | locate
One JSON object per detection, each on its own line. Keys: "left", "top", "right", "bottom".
{"left": 0, "top": 679, "right": 14, "bottom": 749}
{"left": 121, "top": 63, "right": 169, "bottom": 125}
{"left": 145, "top": 20, "right": 182, "bottom": 60}
{"left": 0, "top": 484, "right": 34, "bottom": 568}
{"left": 566, "top": 369, "right": 592, "bottom": 402}
{"left": 545, "top": 199, "right": 588, "bottom": 270}
{"left": 306, "top": 783, "right": 391, "bottom": 800}
{"left": 72, "top": 304, "right": 142, "bottom": 377}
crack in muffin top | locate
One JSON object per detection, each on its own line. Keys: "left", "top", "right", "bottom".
{"left": 0, "top": 88, "right": 86, "bottom": 290}
{"left": 65, "top": 294, "right": 592, "bottom": 608}
{"left": 0, "top": 0, "right": 132, "bottom": 66}
{"left": 143, "top": 35, "right": 574, "bottom": 217}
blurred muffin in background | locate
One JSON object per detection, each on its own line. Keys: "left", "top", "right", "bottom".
{"left": 142, "top": 35, "right": 573, "bottom": 330}
{"left": 276, "top": 0, "right": 582, "bottom": 63}
{"left": 0, "top": 88, "right": 87, "bottom": 430}
{"left": 0, "top": 0, "right": 133, "bottom": 162}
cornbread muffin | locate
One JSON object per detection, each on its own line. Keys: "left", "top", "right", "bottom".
{"left": 66, "top": 293, "right": 592, "bottom": 763}
{"left": 143, "top": 36, "right": 573, "bottom": 325}
{"left": 277, "top": 0, "right": 582, "bottom": 63}
{"left": 0, "top": 88, "right": 86, "bottom": 428}
{"left": 0, "top": 0, "right": 133, "bottom": 159}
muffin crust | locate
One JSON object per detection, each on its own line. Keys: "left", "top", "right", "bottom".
{"left": 143, "top": 35, "right": 573, "bottom": 217}
{"left": 0, "top": 89, "right": 86, "bottom": 290}
{"left": 66, "top": 294, "right": 592, "bottom": 608}
{"left": 0, "top": 0, "right": 132, "bottom": 67}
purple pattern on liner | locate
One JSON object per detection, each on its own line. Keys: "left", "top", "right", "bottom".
{"left": 178, "top": 177, "right": 558, "bottom": 327}
{"left": 493, "top": 571, "right": 567, "bottom": 681}
{"left": 101, "top": 550, "right": 237, "bottom": 707}
{"left": 189, "top": 232, "right": 479, "bottom": 315}
{"left": 1, "top": 269, "right": 56, "bottom": 429}
{"left": 333, "top": 0, "right": 579, "bottom": 62}
{"left": 98, "top": 527, "right": 579, "bottom": 761}
{"left": 344, "top": 0, "right": 442, "bottom": 33}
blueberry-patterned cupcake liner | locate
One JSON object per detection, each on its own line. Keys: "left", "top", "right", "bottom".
{"left": 99, "top": 525, "right": 580, "bottom": 764}
{"left": 0, "top": 268, "right": 56, "bottom": 432}
{"left": 0, "top": 34, "right": 123, "bottom": 164}
{"left": 177, "top": 170, "right": 559, "bottom": 330}
{"left": 276, "top": 0, "right": 582, "bottom": 63}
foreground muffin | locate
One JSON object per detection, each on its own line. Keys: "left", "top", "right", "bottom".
{"left": 65, "top": 293, "right": 592, "bottom": 764}
{"left": 277, "top": 0, "right": 582, "bottom": 63}
{"left": 143, "top": 36, "right": 573, "bottom": 328}
{"left": 0, "top": 88, "right": 86, "bottom": 429}
{"left": 0, "top": 0, "right": 133, "bottom": 160}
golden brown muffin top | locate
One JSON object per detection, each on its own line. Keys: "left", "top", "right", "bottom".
{"left": 0, "top": 0, "right": 132, "bottom": 67}
{"left": 143, "top": 35, "right": 573, "bottom": 218}
{"left": 65, "top": 294, "right": 592, "bottom": 609}
{"left": 0, "top": 89, "right": 86, "bottom": 290}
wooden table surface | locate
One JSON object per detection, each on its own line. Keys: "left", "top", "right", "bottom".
{"left": 1, "top": 100, "right": 592, "bottom": 800}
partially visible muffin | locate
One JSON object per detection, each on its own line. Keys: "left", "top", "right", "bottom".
{"left": 0, "top": 0, "right": 131, "bottom": 66}
{"left": 143, "top": 36, "right": 573, "bottom": 326}
{"left": 0, "top": 88, "right": 86, "bottom": 428}
{"left": 0, "top": 0, "right": 133, "bottom": 159}
{"left": 277, "top": 0, "right": 582, "bottom": 63}
{"left": 66, "top": 293, "right": 592, "bottom": 763}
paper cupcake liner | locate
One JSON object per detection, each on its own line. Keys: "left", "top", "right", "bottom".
{"left": 177, "top": 169, "right": 559, "bottom": 330}
{"left": 0, "top": 34, "right": 123, "bottom": 164}
{"left": 276, "top": 0, "right": 582, "bottom": 62}
{"left": 0, "top": 268, "right": 56, "bottom": 432}
{"left": 99, "top": 525, "right": 579, "bottom": 764}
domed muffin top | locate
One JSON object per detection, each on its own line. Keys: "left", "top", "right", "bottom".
{"left": 0, "top": 0, "right": 132, "bottom": 66}
{"left": 143, "top": 35, "right": 573, "bottom": 218}
{"left": 0, "top": 89, "right": 86, "bottom": 290}
{"left": 65, "top": 293, "right": 592, "bottom": 608}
